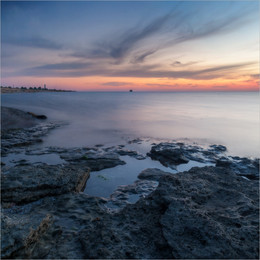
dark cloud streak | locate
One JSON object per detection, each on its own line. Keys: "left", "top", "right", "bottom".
{"left": 171, "top": 61, "right": 200, "bottom": 67}
{"left": 108, "top": 12, "right": 173, "bottom": 59}
{"left": 3, "top": 36, "right": 63, "bottom": 50}
{"left": 23, "top": 61, "right": 255, "bottom": 80}
{"left": 34, "top": 62, "right": 92, "bottom": 70}
{"left": 131, "top": 49, "right": 157, "bottom": 63}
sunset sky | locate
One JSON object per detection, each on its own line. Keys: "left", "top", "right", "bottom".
{"left": 1, "top": 0, "right": 259, "bottom": 91}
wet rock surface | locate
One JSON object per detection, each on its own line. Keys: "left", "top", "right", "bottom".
{"left": 1, "top": 107, "right": 64, "bottom": 157}
{"left": 1, "top": 194, "right": 107, "bottom": 259}
{"left": 1, "top": 164, "right": 90, "bottom": 205}
{"left": 158, "top": 167, "right": 259, "bottom": 259}
{"left": 113, "top": 148, "right": 146, "bottom": 160}
{"left": 57, "top": 147, "right": 126, "bottom": 171}
{"left": 147, "top": 142, "right": 259, "bottom": 179}
{"left": 2, "top": 144, "right": 126, "bottom": 173}
{"left": 2, "top": 166, "right": 258, "bottom": 259}
{"left": 216, "top": 156, "right": 259, "bottom": 180}
{"left": 1, "top": 122, "right": 61, "bottom": 156}
{"left": 21, "top": 146, "right": 126, "bottom": 171}
{"left": 138, "top": 168, "right": 171, "bottom": 181}
{"left": 1, "top": 211, "right": 52, "bottom": 259}
{"left": 147, "top": 142, "right": 224, "bottom": 168}
{"left": 106, "top": 179, "right": 159, "bottom": 212}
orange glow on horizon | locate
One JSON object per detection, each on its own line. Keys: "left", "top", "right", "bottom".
{"left": 2, "top": 74, "right": 258, "bottom": 92}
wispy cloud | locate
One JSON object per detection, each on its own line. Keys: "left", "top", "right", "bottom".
{"left": 196, "top": 63, "right": 255, "bottom": 75}
{"left": 172, "top": 14, "right": 249, "bottom": 45}
{"left": 34, "top": 62, "right": 92, "bottom": 70}
{"left": 24, "top": 61, "right": 255, "bottom": 80}
{"left": 70, "top": 3, "right": 254, "bottom": 66}
{"left": 250, "top": 74, "right": 259, "bottom": 79}
{"left": 71, "top": 10, "right": 180, "bottom": 62}
{"left": 3, "top": 36, "right": 63, "bottom": 50}
{"left": 131, "top": 50, "right": 157, "bottom": 63}
{"left": 106, "top": 62, "right": 255, "bottom": 80}
{"left": 107, "top": 13, "right": 172, "bottom": 59}
{"left": 171, "top": 61, "right": 200, "bottom": 67}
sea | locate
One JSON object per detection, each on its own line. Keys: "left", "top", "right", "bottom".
{"left": 1, "top": 91, "right": 259, "bottom": 157}
{"left": 2, "top": 91, "right": 259, "bottom": 197}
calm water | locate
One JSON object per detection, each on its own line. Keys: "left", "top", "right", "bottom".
{"left": 1, "top": 91, "right": 259, "bottom": 157}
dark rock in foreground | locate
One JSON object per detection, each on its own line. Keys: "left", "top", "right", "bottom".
{"left": 1, "top": 194, "right": 107, "bottom": 259}
{"left": 1, "top": 164, "right": 90, "bottom": 205}
{"left": 80, "top": 166, "right": 258, "bottom": 259}
{"left": 2, "top": 166, "right": 258, "bottom": 259}
{"left": 1, "top": 107, "right": 47, "bottom": 130}
{"left": 156, "top": 167, "right": 259, "bottom": 259}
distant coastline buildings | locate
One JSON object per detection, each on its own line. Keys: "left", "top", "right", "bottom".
{"left": 1, "top": 85, "right": 74, "bottom": 93}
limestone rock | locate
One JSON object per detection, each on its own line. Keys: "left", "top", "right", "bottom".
{"left": 1, "top": 212, "right": 52, "bottom": 259}
{"left": 1, "top": 164, "right": 90, "bottom": 204}
{"left": 138, "top": 168, "right": 172, "bottom": 181}
{"left": 148, "top": 146, "right": 189, "bottom": 168}
{"left": 1, "top": 166, "right": 259, "bottom": 259}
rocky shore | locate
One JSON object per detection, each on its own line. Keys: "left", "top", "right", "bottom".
{"left": 1, "top": 107, "right": 259, "bottom": 259}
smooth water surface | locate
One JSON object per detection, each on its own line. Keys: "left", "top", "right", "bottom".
{"left": 85, "top": 154, "right": 210, "bottom": 198}
{"left": 1, "top": 91, "right": 259, "bottom": 157}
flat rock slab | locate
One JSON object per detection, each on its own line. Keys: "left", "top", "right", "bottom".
{"left": 1, "top": 194, "right": 107, "bottom": 259}
{"left": 147, "top": 142, "right": 226, "bottom": 168}
{"left": 147, "top": 142, "right": 259, "bottom": 180}
{"left": 113, "top": 149, "right": 146, "bottom": 160}
{"left": 57, "top": 148, "right": 126, "bottom": 171}
{"left": 157, "top": 167, "right": 259, "bottom": 259}
{"left": 1, "top": 164, "right": 90, "bottom": 204}
{"left": 138, "top": 168, "right": 171, "bottom": 181}
{"left": 1, "top": 122, "right": 60, "bottom": 156}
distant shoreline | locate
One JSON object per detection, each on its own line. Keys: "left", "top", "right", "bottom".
{"left": 1, "top": 86, "right": 75, "bottom": 94}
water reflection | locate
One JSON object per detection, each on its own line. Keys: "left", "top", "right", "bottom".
{"left": 2, "top": 92, "right": 259, "bottom": 157}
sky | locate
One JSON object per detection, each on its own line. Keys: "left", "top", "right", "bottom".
{"left": 1, "top": 0, "right": 259, "bottom": 91}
